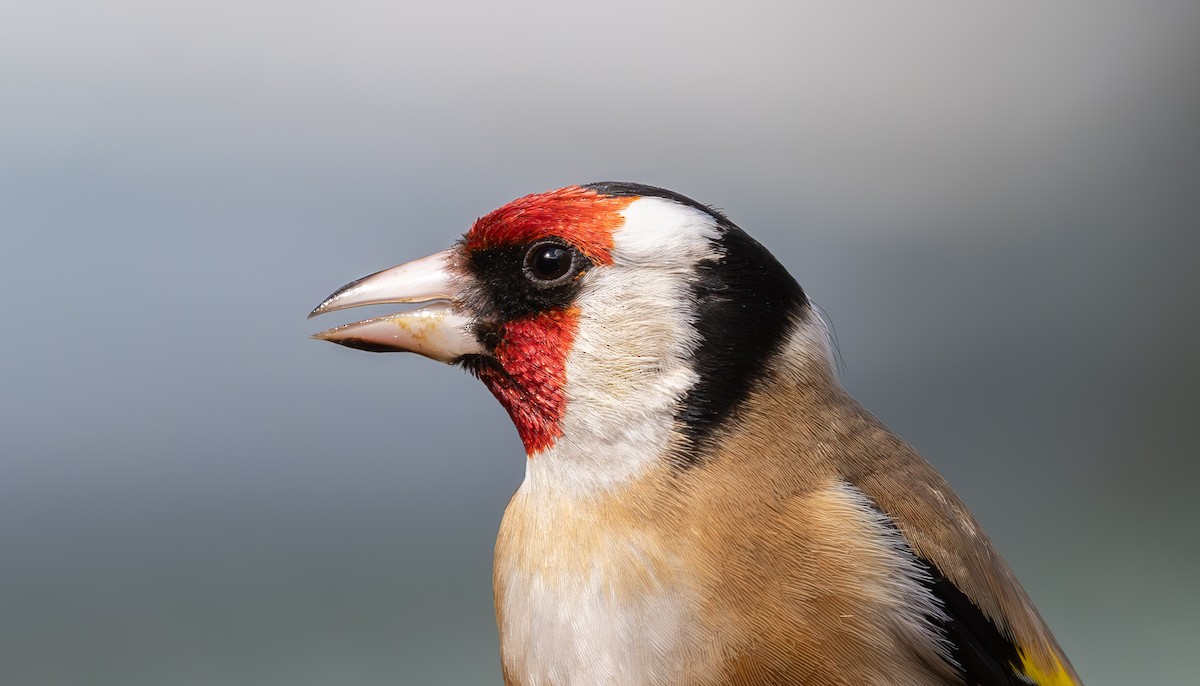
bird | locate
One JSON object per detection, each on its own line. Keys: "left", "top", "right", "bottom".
{"left": 308, "top": 182, "right": 1080, "bottom": 686}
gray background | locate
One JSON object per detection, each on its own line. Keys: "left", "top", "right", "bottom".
{"left": 2, "top": 1, "right": 1197, "bottom": 684}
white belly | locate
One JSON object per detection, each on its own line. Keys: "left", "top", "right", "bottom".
{"left": 498, "top": 567, "right": 698, "bottom": 685}
{"left": 494, "top": 488, "right": 714, "bottom": 686}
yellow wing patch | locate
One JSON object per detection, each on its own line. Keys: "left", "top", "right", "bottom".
{"left": 1018, "top": 649, "right": 1076, "bottom": 686}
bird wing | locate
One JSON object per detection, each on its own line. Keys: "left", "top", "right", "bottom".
{"left": 913, "top": 552, "right": 1069, "bottom": 686}
{"left": 844, "top": 435, "right": 1081, "bottom": 686}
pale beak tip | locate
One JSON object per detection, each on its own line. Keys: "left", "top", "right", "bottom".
{"left": 307, "top": 295, "right": 339, "bottom": 319}
{"left": 309, "top": 327, "right": 339, "bottom": 343}
{"left": 308, "top": 326, "right": 405, "bottom": 353}
{"left": 307, "top": 250, "right": 482, "bottom": 359}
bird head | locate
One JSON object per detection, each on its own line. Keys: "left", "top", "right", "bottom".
{"left": 310, "top": 183, "right": 822, "bottom": 489}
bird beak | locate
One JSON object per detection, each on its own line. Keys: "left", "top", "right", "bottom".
{"left": 308, "top": 249, "right": 483, "bottom": 362}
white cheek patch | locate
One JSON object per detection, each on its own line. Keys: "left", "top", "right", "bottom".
{"left": 524, "top": 198, "right": 724, "bottom": 494}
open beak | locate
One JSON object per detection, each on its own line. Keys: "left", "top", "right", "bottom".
{"left": 308, "top": 249, "right": 483, "bottom": 362}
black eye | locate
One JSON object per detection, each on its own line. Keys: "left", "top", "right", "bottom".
{"left": 524, "top": 243, "right": 575, "bottom": 283}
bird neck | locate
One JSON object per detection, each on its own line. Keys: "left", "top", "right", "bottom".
{"left": 522, "top": 308, "right": 838, "bottom": 498}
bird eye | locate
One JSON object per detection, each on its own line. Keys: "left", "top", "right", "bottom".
{"left": 524, "top": 242, "right": 575, "bottom": 284}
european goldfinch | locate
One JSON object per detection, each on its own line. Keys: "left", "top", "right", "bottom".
{"left": 309, "top": 183, "right": 1080, "bottom": 686}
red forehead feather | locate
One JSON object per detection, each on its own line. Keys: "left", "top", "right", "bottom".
{"left": 463, "top": 186, "right": 635, "bottom": 265}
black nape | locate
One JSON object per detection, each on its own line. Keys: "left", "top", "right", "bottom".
{"left": 676, "top": 226, "right": 808, "bottom": 465}
{"left": 588, "top": 181, "right": 810, "bottom": 467}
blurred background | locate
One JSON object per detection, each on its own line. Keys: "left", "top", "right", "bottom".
{"left": 2, "top": 1, "right": 1197, "bottom": 683}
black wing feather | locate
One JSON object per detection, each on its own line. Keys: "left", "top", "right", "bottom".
{"left": 917, "top": 556, "right": 1031, "bottom": 686}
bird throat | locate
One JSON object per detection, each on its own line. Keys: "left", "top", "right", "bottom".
{"left": 475, "top": 307, "right": 579, "bottom": 456}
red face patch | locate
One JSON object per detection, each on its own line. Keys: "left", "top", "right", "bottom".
{"left": 474, "top": 308, "right": 580, "bottom": 456}
{"left": 461, "top": 186, "right": 637, "bottom": 456}
{"left": 463, "top": 186, "right": 635, "bottom": 266}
